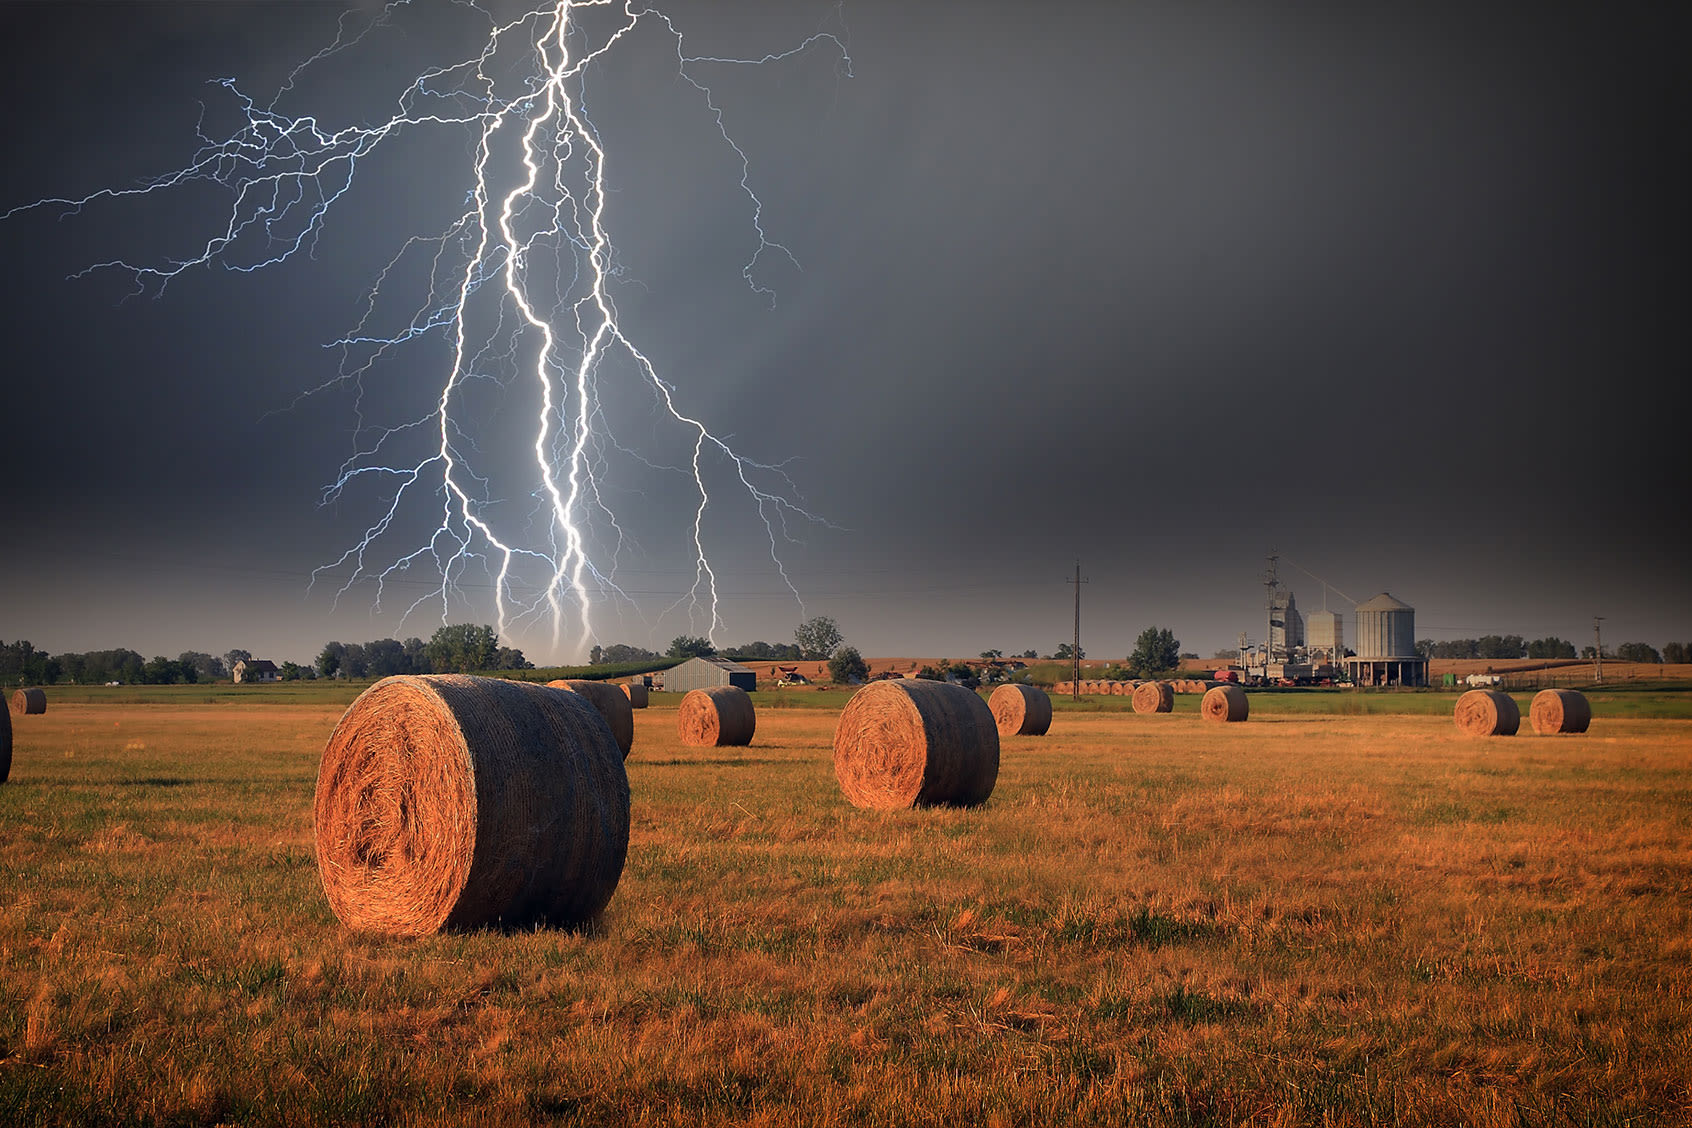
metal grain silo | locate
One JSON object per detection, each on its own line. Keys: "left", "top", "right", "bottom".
{"left": 1354, "top": 593, "right": 1416, "bottom": 658}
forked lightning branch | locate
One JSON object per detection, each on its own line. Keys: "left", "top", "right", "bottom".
{"left": 2, "top": 0, "right": 850, "bottom": 659}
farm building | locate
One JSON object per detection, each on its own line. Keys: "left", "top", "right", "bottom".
{"left": 233, "top": 659, "right": 280, "bottom": 684}
{"left": 660, "top": 656, "right": 757, "bottom": 694}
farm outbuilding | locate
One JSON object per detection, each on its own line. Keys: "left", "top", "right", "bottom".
{"left": 661, "top": 656, "right": 757, "bottom": 694}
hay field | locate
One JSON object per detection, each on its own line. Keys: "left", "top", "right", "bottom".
{"left": 3, "top": 698, "right": 1690, "bottom": 1126}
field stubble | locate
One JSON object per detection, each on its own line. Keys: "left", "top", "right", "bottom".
{"left": 2, "top": 701, "right": 1690, "bottom": 1126}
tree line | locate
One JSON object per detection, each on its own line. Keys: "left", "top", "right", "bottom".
{"left": 0, "top": 624, "right": 529, "bottom": 687}
{"left": 1414, "top": 636, "right": 1682, "bottom": 663}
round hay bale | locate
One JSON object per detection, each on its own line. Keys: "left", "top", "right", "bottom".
{"left": 547, "top": 679, "right": 635, "bottom": 759}
{"left": 1454, "top": 689, "right": 1520, "bottom": 737}
{"left": 313, "top": 674, "right": 629, "bottom": 935}
{"left": 1132, "top": 681, "right": 1174, "bottom": 714}
{"left": 833, "top": 679, "right": 999, "bottom": 809}
{"left": 621, "top": 682, "right": 649, "bottom": 709}
{"left": 1, "top": 704, "right": 11, "bottom": 784}
{"left": 1200, "top": 684, "right": 1249, "bottom": 723}
{"left": 10, "top": 688, "right": 46, "bottom": 715}
{"left": 678, "top": 686, "right": 756, "bottom": 747}
{"left": 1111, "top": 681, "right": 1131, "bottom": 696}
{"left": 988, "top": 683, "right": 1052, "bottom": 737}
{"left": 1529, "top": 689, "right": 1590, "bottom": 735}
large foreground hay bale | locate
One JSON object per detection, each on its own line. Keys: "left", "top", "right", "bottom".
{"left": 548, "top": 679, "right": 635, "bottom": 758}
{"left": 314, "top": 675, "right": 629, "bottom": 936}
{"left": 1201, "top": 684, "right": 1249, "bottom": 723}
{"left": 1454, "top": 689, "right": 1520, "bottom": 736}
{"left": 833, "top": 679, "right": 999, "bottom": 809}
{"left": 621, "top": 682, "right": 649, "bottom": 709}
{"left": 1530, "top": 689, "right": 1590, "bottom": 735}
{"left": 678, "top": 686, "right": 756, "bottom": 747}
{"left": 1, "top": 705, "right": 11, "bottom": 784}
{"left": 988, "top": 683, "right": 1052, "bottom": 737}
{"left": 10, "top": 688, "right": 45, "bottom": 715}
{"left": 1132, "top": 681, "right": 1174, "bottom": 714}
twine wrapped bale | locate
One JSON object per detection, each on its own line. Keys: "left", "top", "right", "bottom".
{"left": 621, "top": 682, "right": 649, "bottom": 709}
{"left": 548, "top": 679, "right": 635, "bottom": 759}
{"left": 10, "top": 688, "right": 46, "bottom": 715}
{"left": 678, "top": 686, "right": 756, "bottom": 747}
{"left": 1132, "top": 681, "right": 1174, "bottom": 714}
{"left": 1, "top": 704, "right": 11, "bottom": 784}
{"left": 1454, "top": 689, "right": 1520, "bottom": 736}
{"left": 1111, "top": 681, "right": 1131, "bottom": 696}
{"left": 1530, "top": 689, "right": 1590, "bottom": 735}
{"left": 833, "top": 679, "right": 999, "bottom": 809}
{"left": 1200, "top": 684, "right": 1249, "bottom": 723}
{"left": 313, "top": 675, "right": 629, "bottom": 936}
{"left": 988, "top": 683, "right": 1052, "bottom": 737}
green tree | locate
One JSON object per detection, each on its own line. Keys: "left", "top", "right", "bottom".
{"left": 279, "top": 661, "right": 304, "bottom": 681}
{"left": 979, "top": 649, "right": 1003, "bottom": 660}
{"left": 1616, "top": 642, "right": 1661, "bottom": 664}
{"left": 1527, "top": 636, "right": 1577, "bottom": 659}
{"left": 794, "top": 616, "right": 844, "bottom": 661}
{"left": 668, "top": 636, "right": 716, "bottom": 660}
{"left": 1664, "top": 642, "right": 1689, "bottom": 664}
{"left": 425, "top": 624, "right": 500, "bottom": 673}
{"left": 1052, "top": 642, "right": 1084, "bottom": 661}
{"left": 828, "top": 646, "right": 869, "bottom": 685}
{"left": 1127, "top": 627, "right": 1181, "bottom": 677}
{"left": 316, "top": 642, "right": 344, "bottom": 679}
{"left": 589, "top": 644, "right": 604, "bottom": 665}
{"left": 603, "top": 643, "right": 659, "bottom": 663}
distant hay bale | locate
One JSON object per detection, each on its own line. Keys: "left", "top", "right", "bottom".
{"left": 833, "top": 679, "right": 999, "bottom": 809}
{"left": 678, "top": 686, "right": 756, "bottom": 747}
{"left": 1, "top": 705, "right": 11, "bottom": 784}
{"left": 621, "top": 682, "right": 649, "bottom": 709}
{"left": 1110, "top": 681, "right": 1131, "bottom": 696}
{"left": 1132, "top": 681, "right": 1174, "bottom": 714}
{"left": 1454, "top": 689, "right": 1520, "bottom": 736}
{"left": 313, "top": 674, "right": 629, "bottom": 935}
{"left": 1054, "top": 681, "right": 1072, "bottom": 695}
{"left": 1529, "top": 689, "right": 1590, "bottom": 735}
{"left": 1200, "top": 684, "right": 1249, "bottom": 723}
{"left": 548, "top": 679, "right": 635, "bottom": 759}
{"left": 988, "top": 683, "right": 1052, "bottom": 737}
{"left": 10, "top": 688, "right": 45, "bottom": 715}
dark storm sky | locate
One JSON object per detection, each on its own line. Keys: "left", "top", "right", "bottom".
{"left": 0, "top": 0, "right": 1684, "bottom": 666}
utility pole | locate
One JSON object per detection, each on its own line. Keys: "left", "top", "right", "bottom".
{"left": 1594, "top": 616, "right": 1605, "bottom": 684}
{"left": 1067, "top": 560, "right": 1088, "bottom": 700}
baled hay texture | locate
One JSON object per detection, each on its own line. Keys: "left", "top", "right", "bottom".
{"left": 314, "top": 674, "right": 629, "bottom": 936}
{"left": 1, "top": 704, "right": 11, "bottom": 784}
{"left": 1530, "top": 688, "right": 1590, "bottom": 735}
{"left": 833, "top": 679, "right": 999, "bottom": 809}
{"left": 1111, "top": 681, "right": 1132, "bottom": 696}
{"left": 1054, "top": 682, "right": 1072, "bottom": 695}
{"left": 988, "top": 683, "right": 1052, "bottom": 737}
{"left": 1201, "top": 684, "right": 1249, "bottom": 723}
{"left": 10, "top": 688, "right": 46, "bottom": 715}
{"left": 1454, "top": 689, "right": 1520, "bottom": 736}
{"left": 548, "top": 679, "right": 635, "bottom": 758}
{"left": 621, "top": 682, "right": 649, "bottom": 709}
{"left": 1132, "top": 681, "right": 1174, "bottom": 714}
{"left": 678, "top": 686, "right": 756, "bottom": 747}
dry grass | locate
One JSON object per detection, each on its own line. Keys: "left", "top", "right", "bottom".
{"left": 2, "top": 701, "right": 1690, "bottom": 1125}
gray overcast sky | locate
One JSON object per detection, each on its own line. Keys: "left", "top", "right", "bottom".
{"left": 0, "top": 1, "right": 1684, "bottom": 666}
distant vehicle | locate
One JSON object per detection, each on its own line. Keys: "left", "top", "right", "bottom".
{"left": 1212, "top": 669, "right": 1241, "bottom": 684}
{"left": 1466, "top": 673, "right": 1503, "bottom": 687}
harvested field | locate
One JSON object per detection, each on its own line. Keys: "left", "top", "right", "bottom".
{"left": 2, "top": 696, "right": 1690, "bottom": 1125}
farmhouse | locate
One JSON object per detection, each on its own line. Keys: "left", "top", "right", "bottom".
{"left": 232, "top": 659, "right": 280, "bottom": 684}
{"left": 660, "top": 656, "right": 757, "bottom": 694}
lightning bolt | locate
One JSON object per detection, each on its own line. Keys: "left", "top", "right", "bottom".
{"left": 3, "top": 0, "right": 851, "bottom": 660}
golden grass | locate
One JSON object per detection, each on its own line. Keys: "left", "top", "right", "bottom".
{"left": 1, "top": 702, "right": 1690, "bottom": 1125}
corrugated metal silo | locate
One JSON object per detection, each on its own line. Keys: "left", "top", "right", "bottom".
{"left": 1353, "top": 593, "right": 1416, "bottom": 658}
